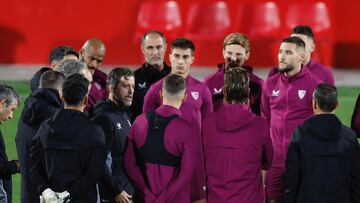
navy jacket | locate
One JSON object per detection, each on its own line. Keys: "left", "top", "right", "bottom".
{"left": 285, "top": 114, "right": 360, "bottom": 203}
{"left": 0, "top": 129, "right": 20, "bottom": 203}
{"left": 29, "top": 109, "right": 107, "bottom": 203}
{"left": 16, "top": 88, "right": 62, "bottom": 203}
{"left": 29, "top": 67, "right": 51, "bottom": 92}
{"left": 131, "top": 63, "right": 171, "bottom": 122}
{"left": 90, "top": 100, "right": 134, "bottom": 201}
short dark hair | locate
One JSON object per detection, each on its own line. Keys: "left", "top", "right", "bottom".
{"left": 171, "top": 38, "right": 195, "bottom": 54}
{"left": 39, "top": 70, "right": 65, "bottom": 90}
{"left": 49, "top": 46, "right": 79, "bottom": 64}
{"left": 224, "top": 67, "right": 249, "bottom": 104}
{"left": 313, "top": 83, "right": 338, "bottom": 112}
{"left": 0, "top": 83, "right": 19, "bottom": 107}
{"left": 282, "top": 36, "right": 306, "bottom": 49}
{"left": 107, "top": 67, "right": 134, "bottom": 87}
{"left": 56, "top": 59, "right": 87, "bottom": 78}
{"left": 162, "top": 74, "right": 186, "bottom": 96}
{"left": 293, "top": 25, "right": 314, "bottom": 40}
{"left": 62, "top": 73, "right": 89, "bottom": 106}
{"left": 141, "top": 30, "right": 166, "bottom": 46}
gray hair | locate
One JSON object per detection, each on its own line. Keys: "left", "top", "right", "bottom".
{"left": 0, "top": 83, "right": 19, "bottom": 107}
{"left": 55, "top": 59, "right": 87, "bottom": 78}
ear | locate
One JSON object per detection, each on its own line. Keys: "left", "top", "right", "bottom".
{"left": 312, "top": 99, "right": 317, "bottom": 111}
{"left": 107, "top": 84, "right": 115, "bottom": 94}
{"left": 83, "top": 96, "right": 88, "bottom": 108}
{"left": 159, "top": 90, "right": 163, "bottom": 99}
{"left": 245, "top": 51, "right": 250, "bottom": 61}
{"left": 79, "top": 48, "right": 85, "bottom": 59}
{"left": 299, "top": 52, "right": 305, "bottom": 63}
{"left": 222, "top": 48, "right": 226, "bottom": 59}
{"left": 310, "top": 41, "right": 315, "bottom": 53}
{"left": 60, "top": 89, "right": 65, "bottom": 103}
{"left": 141, "top": 45, "right": 145, "bottom": 55}
{"left": 0, "top": 99, "right": 6, "bottom": 108}
{"left": 189, "top": 55, "right": 195, "bottom": 65}
{"left": 182, "top": 93, "right": 187, "bottom": 103}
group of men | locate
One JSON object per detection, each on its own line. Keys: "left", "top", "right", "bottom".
{"left": 0, "top": 24, "right": 359, "bottom": 203}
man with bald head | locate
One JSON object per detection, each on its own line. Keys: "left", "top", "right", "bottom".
{"left": 131, "top": 30, "right": 171, "bottom": 121}
{"left": 79, "top": 38, "right": 108, "bottom": 111}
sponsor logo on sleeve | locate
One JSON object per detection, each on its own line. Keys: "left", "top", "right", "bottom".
{"left": 213, "top": 88, "right": 222, "bottom": 95}
{"left": 271, "top": 90, "right": 280, "bottom": 97}
{"left": 138, "top": 82, "right": 147, "bottom": 89}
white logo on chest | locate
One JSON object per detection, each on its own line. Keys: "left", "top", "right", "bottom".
{"left": 298, "top": 90, "right": 306, "bottom": 99}
{"left": 138, "top": 82, "right": 147, "bottom": 89}
{"left": 116, "top": 123, "right": 122, "bottom": 130}
{"left": 272, "top": 90, "right": 280, "bottom": 96}
{"left": 213, "top": 88, "right": 222, "bottom": 95}
{"left": 191, "top": 91, "right": 199, "bottom": 100}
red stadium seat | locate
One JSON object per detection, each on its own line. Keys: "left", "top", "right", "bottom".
{"left": 285, "top": 2, "right": 333, "bottom": 66}
{"left": 234, "top": 2, "right": 282, "bottom": 66}
{"left": 185, "top": 1, "right": 231, "bottom": 41}
{"left": 135, "top": 1, "right": 182, "bottom": 41}
{"left": 236, "top": 2, "right": 281, "bottom": 40}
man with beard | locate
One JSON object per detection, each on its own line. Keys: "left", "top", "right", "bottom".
{"left": 79, "top": 38, "right": 108, "bottom": 111}
{"left": 132, "top": 30, "right": 171, "bottom": 122}
{"left": 0, "top": 83, "right": 20, "bottom": 203}
{"left": 90, "top": 68, "right": 135, "bottom": 203}
{"left": 30, "top": 46, "right": 78, "bottom": 92}
{"left": 16, "top": 70, "right": 64, "bottom": 203}
{"left": 204, "top": 33, "right": 263, "bottom": 114}
{"left": 268, "top": 25, "right": 335, "bottom": 85}
{"left": 143, "top": 38, "right": 212, "bottom": 203}
{"left": 261, "top": 36, "right": 320, "bottom": 203}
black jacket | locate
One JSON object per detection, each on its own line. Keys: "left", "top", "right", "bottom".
{"left": 90, "top": 100, "right": 134, "bottom": 201}
{"left": 16, "top": 88, "right": 62, "bottom": 203}
{"left": 0, "top": 129, "right": 19, "bottom": 203}
{"left": 285, "top": 114, "right": 360, "bottom": 203}
{"left": 29, "top": 109, "right": 107, "bottom": 203}
{"left": 30, "top": 67, "right": 51, "bottom": 92}
{"left": 131, "top": 63, "right": 171, "bottom": 122}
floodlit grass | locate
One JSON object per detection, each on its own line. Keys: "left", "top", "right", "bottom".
{"left": 0, "top": 81, "right": 359, "bottom": 202}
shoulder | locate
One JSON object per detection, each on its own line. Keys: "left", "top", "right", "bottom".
{"left": 203, "top": 68, "right": 222, "bottom": 84}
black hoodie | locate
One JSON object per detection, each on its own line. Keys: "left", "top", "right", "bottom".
{"left": 16, "top": 88, "right": 62, "bottom": 203}
{"left": 285, "top": 114, "right": 360, "bottom": 203}
{"left": 90, "top": 100, "right": 134, "bottom": 201}
{"left": 29, "top": 109, "right": 107, "bottom": 203}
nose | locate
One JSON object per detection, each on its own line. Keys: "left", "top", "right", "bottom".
{"left": 230, "top": 54, "right": 237, "bottom": 61}
{"left": 129, "top": 86, "right": 134, "bottom": 94}
{"left": 91, "top": 60, "right": 99, "bottom": 69}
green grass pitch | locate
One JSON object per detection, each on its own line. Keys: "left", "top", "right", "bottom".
{"left": 0, "top": 81, "right": 359, "bottom": 202}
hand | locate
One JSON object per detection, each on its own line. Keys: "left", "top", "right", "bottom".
{"left": 41, "top": 188, "right": 57, "bottom": 202}
{"left": 115, "top": 191, "right": 132, "bottom": 203}
{"left": 56, "top": 191, "right": 71, "bottom": 203}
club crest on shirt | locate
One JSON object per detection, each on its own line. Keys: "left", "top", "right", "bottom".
{"left": 213, "top": 88, "right": 222, "bottom": 95}
{"left": 298, "top": 90, "right": 306, "bottom": 99}
{"left": 271, "top": 90, "right": 280, "bottom": 97}
{"left": 117, "top": 123, "right": 122, "bottom": 130}
{"left": 191, "top": 91, "right": 199, "bottom": 100}
{"left": 138, "top": 82, "right": 147, "bottom": 89}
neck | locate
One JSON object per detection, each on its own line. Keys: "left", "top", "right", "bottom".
{"left": 64, "top": 105, "right": 84, "bottom": 112}
{"left": 147, "top": 63, "right": 164, "bottom": 72}
{"left": 163, "top": 99, "right": 181, "bottom": 109}
{"left": 314, "top": 110, "right": 335, "bottom": 115}
{"left": 285, "top": 65, "right": 301, "bottom": 77}
{"left": 303, "top": 57, "right": 311, "bottom": 65}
